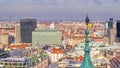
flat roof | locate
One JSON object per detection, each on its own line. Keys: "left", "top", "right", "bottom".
{"left": 34, "top": 28, "right": 58, "bottom": 32}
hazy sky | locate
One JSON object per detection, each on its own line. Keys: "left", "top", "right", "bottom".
{"left": 0, "top": 0, "right": 120, "bottom": 21}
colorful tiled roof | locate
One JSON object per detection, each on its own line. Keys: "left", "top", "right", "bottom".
{"left": 51, "top": 47, "right": 63, "bottom": 54}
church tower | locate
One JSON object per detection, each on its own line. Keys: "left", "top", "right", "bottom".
{"left": 80, "top": 15, "right": 96, "bottom": 68}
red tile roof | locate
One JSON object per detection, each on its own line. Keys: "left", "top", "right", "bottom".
{"left": 51, "top": 47, "right": 63, "bottom": 54}
{"left": 8, "top": 43, "right": 30, "bottom": 49}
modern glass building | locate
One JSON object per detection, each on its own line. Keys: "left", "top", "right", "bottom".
{"left": 20, "top": 19, "right": 37, "bottom": 43}
{"left": 108, "top": 18, "right": 113, "bottom": 29}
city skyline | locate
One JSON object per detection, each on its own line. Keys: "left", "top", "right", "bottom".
{"left": 0, "top": 11, "right": 120, "bottom": 67}
{"left": 0, "top": 0, "right": 120, "bottom": 21}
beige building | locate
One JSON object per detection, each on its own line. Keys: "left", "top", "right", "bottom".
{"left": 0, "top": 34, "right": 9, "bottom": 45}
{"left": 0, "top": 33, "right": 9, "bottom": 49}
{"left": 71, "top": 36, "right": 85, "bottom": 48}
{"left": 15, "top": 26, "right": 21, "bottom": 43}
{"left": 107, "top": 29, "right": 115, "bottom": 45}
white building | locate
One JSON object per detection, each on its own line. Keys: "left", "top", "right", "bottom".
{"left": 46, "top": 47, "right": 64, "bottom": 63}
{"left": 50, "top": 23, "right": 55, "bottom": 29}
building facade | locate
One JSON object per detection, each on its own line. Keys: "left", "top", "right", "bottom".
{"left": 15, "top": 26, "right": 21, "bottom": 43}
{"left": 116, "top": 20, "right": 120, "bottom": 42}
{"left": 108, "top": 18, "right": 113, "bottom": 29}
{"left": 108, "top": 29, "right": 115, "bottom": 45}
{"left": 0, "top": 58, "right": 30, "bottom": 68}
{"left": 20, "top": 19, "right": 37, "bottom": 43}
{"left": 32, "top": 29, "right": 62, "bottom": 46}
{"left": 107, "top": 18, "right": 115, "bottom": 45}
{"left": 0, "top": 33, "right": 10, "bottom": 50}
{"left": 46, "top": 47, "right": 64, "bottom": 63}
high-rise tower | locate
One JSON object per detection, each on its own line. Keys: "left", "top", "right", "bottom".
{"left": 107, "top": 18, "right": 115, "bottom": 45}
{"left": 80, "top": 15, "right": 96, "bottom": 68}
{"left": 116, "top": 20, "right": 120, "bottom": 42}
{"left": 20, "top": 19, "right": 37, "bottom": 43}
{"left": 15, "top": 26, "right": 21, "bottom": 43}
{"left": 108, "top": 18, "right": 113, "bottom": 29}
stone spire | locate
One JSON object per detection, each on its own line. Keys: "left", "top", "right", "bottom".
{"left": 80, "top": 15, "right": 96, "bottom": 68}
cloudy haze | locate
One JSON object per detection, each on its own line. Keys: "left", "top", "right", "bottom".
{"left": 0, "top": 0, "right": 120, "bottom": 21}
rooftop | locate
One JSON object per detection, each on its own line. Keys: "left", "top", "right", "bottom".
{"left": 51, "top": 47, "right": 64, "bottom": 54}
{"left": 110, "top": 56, "right": 120, "bottom": 68}
{"left": 0, "top": 57, "right": 27, "bottom": 62}
{"left": 34, "top": 28, "right": 58, "bottom": 32}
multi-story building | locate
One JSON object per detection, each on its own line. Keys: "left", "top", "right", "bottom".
{"left": 0, "top": 33, "right": 9, "bottom": 45}
{"left": 116, "top": 20, "right": 120, "bottom": 42}
{"left": 106, "top": 18, "right": 115, "bottom": 45}
{"left": 46, "top": 47, "right": 64, "bottom": 63}
{"left": 107, "top": 29, "right": 115, "bottom": 45}
{"left": 32, "top": 29, "right": 62, "bottom": 47}
{"left": 0, "top": 33, "right": 10, "bottom": 49}
{"left": 20, "top": 19, "right": 37, "bottom": 43}
{"left": 15, "top": 26, "right": 21, "bottom": 43}
{"left": 0, "top": 58, "right": 30, "bottom": 68}
{"left": 108, "top": 18, "right": 113, "bottom": 29}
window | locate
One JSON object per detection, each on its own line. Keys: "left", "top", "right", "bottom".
{"left": 5, "top": 63, "right": 8, "bottom": 65}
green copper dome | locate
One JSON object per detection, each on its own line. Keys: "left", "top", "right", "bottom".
{"left": 80, "top": 15, "right": 96, "bottom": 68}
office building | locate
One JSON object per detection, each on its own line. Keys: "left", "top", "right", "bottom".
{"left": 32, "top": 29, "right": 62, "bottom": 46}
{"left": 116, "top": 20, "right": 120, "bottom": 37}
{"left": 106, "top": 18, "right": 115, "bottom": 44}
{"left": 116, "top": 20, "right": 120, "bottom": 42}
{"left": 105, "top": 18, "right": 113, "bottom": 36}
{"left": 104, "top": 23, "right": 108, "bottom": 35}
{"left": 107, "top": 29, "right": 115, "bottom": 45}
{"left": 15, "top": 26, "right": 21, "bottom": 43}
{"left": 108, "top": 18, "right": 113, "bottom": 29}
{"left": 20, "top": 19, "right": 37, "bottom": 43}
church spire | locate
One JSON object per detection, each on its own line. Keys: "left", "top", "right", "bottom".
{"left": 85, "top": 14, "right": 89, "bottom": 25}
{"left": 80, "top": 15, "right": 96, "bottom": 68}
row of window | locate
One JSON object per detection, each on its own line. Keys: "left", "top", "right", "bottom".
{"left": 0, "top": 62, "right": 28, "bottom": 66}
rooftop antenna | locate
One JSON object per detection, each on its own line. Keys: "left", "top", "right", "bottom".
{"left": 8, "top": 14, "right": 11, "bottom": 23}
